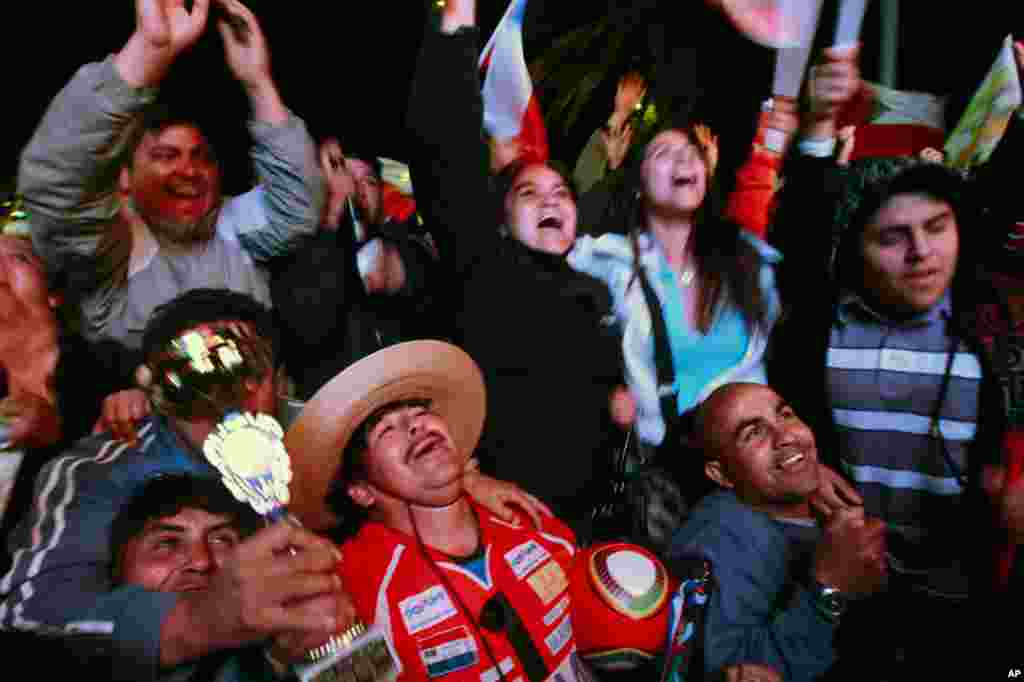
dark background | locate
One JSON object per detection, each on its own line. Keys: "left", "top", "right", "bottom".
{"left": 2, "top": 2, "right": 1019, "bottom": 195}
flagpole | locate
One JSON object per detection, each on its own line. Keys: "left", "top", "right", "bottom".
{"left": 879, "top": 0, "right": 899, "bottom": 87}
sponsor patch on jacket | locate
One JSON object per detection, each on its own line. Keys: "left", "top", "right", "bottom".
{"left": 479, "top": 656, "right": 515, "bottom": 682}
{"left": 417, "top": 625, "right": 478, "bottom": 678}
{"left": 527, "top": 560, "right": 568, "bottom": 605}
{"left": 400, "top": 585, "right": 458, "bottom": 635}
{"left": 545, "top": 615, "right": 573, "bottom": 656}
{"left": 543, "top": 595, "right": 570, "bottom": 627}
{"left": 504, "top": 540, "right": 550, "bottom": 579}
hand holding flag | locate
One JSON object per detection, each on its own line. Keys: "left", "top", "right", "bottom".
{"left": 479, "top": 0, "right": 548, "bottom": 166}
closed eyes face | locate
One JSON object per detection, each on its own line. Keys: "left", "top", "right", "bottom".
{"left": 860, "top": 193, "right": 959, "bottom": 316}
{"left": 351, "top": 401, "right": 467, "bottom": 509}
{"left": 640, "top": 129, "right": 708, "bottom": 217}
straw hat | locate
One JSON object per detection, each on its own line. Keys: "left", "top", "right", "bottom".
{"left": 284, "top": 340, "right": 486, "bottom": 530}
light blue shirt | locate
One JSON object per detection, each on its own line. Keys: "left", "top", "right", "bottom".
{"left": 569, "top": 230, "right": 782, "bottom": 445}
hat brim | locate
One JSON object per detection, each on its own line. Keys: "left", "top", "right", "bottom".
{"left": 284, "top": 340, "right": 486, "bottom": 530}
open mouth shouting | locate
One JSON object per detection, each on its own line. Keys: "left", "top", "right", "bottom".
{"left": 406, "top": 432, "right": 450, "bottom": 464}
{"left": 537, "top": 214, "right": 565, "bottom": 232}
{"left": 167, "top": 179, "right": 210, "bottom": 201}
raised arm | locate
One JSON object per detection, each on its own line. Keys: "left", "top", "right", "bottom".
{"left": 18, "top": 0, "right": 212, "bottom": 276}
{"left": 209, "top": 0, "right": 323, "bottom": 262}
{"left": 405, "top": 0, "right": 499, "bottom": 278}
{"left": 770, "top": 47, "right": 861, "bottom": 302}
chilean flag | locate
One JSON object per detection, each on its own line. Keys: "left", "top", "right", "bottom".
{"left": 836, "top": 82, "right": 947, "bottom": 160}
{"left": 479, "top": 0, "right": 549, "bottom": 164}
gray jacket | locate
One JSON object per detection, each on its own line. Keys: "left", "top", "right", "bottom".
{"left": 19, "top": 57, "right": 324, "bottom": 348}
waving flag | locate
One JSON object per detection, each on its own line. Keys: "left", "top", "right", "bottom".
{"left": 479, "top": 0, "right": 548, "bottom": 164}
{"left": 945, "top": 35, "right": 1022, "bottom": 171}
{"left": 837, "top": 82, "right": 947, "bottom": 160}
{"left": 714, "top": 0, "right": 821, "bottom": 49}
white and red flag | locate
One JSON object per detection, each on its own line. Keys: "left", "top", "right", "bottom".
{"left": 836, "top": 82, "right": 947, "bottom": 160}
{"left": 479, "top": 0, "right": 549, "bottom": 164}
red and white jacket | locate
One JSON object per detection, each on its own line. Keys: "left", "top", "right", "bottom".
{"left": 337, "top": 500, "right": 589, "bottom": 682}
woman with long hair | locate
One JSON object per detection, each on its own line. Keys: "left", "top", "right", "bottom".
{"left": 405, "top": 3, "right": 631, "bottom": 541}
{"left": 570, "top": 123, "right": 782, "bottom": 457}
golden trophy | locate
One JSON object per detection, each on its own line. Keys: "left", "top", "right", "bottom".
{"left": 146, "top": 326, "right": 397, "bottom": 682}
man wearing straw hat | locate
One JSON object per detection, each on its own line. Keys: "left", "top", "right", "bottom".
{"left": 286, "top": 340, "right": 591, "bottom": 682}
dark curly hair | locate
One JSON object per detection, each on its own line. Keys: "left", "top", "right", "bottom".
{"left": 833, "top": 160, "right": 974, "bottom": 295}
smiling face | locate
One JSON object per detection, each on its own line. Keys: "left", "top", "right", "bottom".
{"left": 125, "top": 124, "right": 222, "bottom": 244}
{"left": 349, "top": 400, "right": 467, "bottom": 510}
{"left": 118, "top": 508, "right": 240, "bottom": 592}
{"left": 640, "top": 129, "right": 708, "bottom": 219}
{"left": 503, "top": 163, "right": 577, "bottom": 255}
{"left": 702, "top": 384, "right": 820, "bottom": 515}
{"left": 860, "top": 193, "right": 959, "bottom": 315}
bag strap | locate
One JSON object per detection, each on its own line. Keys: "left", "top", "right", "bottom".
{"left": 635, "top": 267, "right": 682, "bottom": 438}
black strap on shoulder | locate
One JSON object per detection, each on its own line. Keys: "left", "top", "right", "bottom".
{"left": 635, "top": 267, "right": 681, "bottom": 440}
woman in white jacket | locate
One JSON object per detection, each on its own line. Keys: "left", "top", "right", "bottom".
{"left": 570, "top": 123, "right": 782, "bottom": 454}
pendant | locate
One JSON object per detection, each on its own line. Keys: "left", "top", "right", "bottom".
{"left": 680, "top": 269, "right": 694, "bottom": 287}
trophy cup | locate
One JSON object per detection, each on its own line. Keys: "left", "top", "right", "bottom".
{"left": 146, "top": 325, "right": 397, "bottom": 682}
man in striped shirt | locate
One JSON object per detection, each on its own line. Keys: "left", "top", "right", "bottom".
{"left": 770, "top": 46, "right": 1023, "bottom": 674}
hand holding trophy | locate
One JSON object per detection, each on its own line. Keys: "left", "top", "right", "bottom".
{"left": 144, "top": 325, "right": 398, "bottom": 681}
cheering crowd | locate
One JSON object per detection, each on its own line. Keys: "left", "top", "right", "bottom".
{"left": 1, "top": 0, "right": 1022, "bottom": 680}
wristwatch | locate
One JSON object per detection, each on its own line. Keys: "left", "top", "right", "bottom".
{"left": 810, "top": 580, "right": 847, "bottom": 624}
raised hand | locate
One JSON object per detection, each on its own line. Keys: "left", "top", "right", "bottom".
{"left": 806, "top": 46, "right": 861, "bottom": 125}
{"left": 613, "top": 72, "right": 647, "bottom": 122}
{"left": 319, "top": 139, "right": 356, "bottom": 230}
{"left": 214, "top": 0, "right": 270, "bottom": 90}
{"left": 115, "top": 0, "right": 211, "bottom": 88}
{"left": 693, "top": 124, "right": 720, "bottom": 177}
{"left": 213, "top": 0, "right": 287, "bottom": 123}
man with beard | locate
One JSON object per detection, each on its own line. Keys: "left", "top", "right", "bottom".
{"left": 17, "top": 0, "right": 323, "bottom": 353}
{"left": 669, "top": 383, "right": 888, "bottom": 682}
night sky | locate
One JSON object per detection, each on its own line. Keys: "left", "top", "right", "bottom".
{"left": 3, "top": 2, "right": 1019, "bottom": 196}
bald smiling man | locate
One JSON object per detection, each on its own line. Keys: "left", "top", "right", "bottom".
{"left": 670, "top": 383, "right": 887, "bottom": 682}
